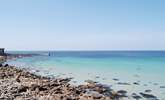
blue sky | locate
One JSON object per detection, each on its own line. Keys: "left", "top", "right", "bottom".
{"left": 0, "top": 0, "right": 165, "bottom": 50}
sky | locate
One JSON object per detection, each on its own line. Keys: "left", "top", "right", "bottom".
{"left": 0, "top": 0, "right": 165, "bottom": 51}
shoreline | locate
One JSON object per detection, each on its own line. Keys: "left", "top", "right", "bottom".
{"left": 0, "top": 64, "right": 159, "bottom": 100}
{"left": 0, "top": 64, "right": 122, "bottom": 100}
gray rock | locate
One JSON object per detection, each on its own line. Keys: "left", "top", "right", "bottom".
{"left": 140, "top": 92, "right": 157, "bottom": 99}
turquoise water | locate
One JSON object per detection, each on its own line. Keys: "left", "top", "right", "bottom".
{"left": 7, "top": 51, "right": 165, "bottom": 99}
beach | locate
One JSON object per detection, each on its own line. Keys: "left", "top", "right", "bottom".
{"left": 0, "top": 64, "right": 160, "bottom": 100}
{"left": 0, "top": 64, "right": 133, "bottom": 100}
{"left": 1, "top": 51, "right": 164, "bottom": 100}
{"left": 1, "top": 0, "right": 164, "bottom": 99}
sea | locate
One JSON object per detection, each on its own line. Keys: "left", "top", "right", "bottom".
{"left": 6, "top": 51, "right": 165, "bottom": 99}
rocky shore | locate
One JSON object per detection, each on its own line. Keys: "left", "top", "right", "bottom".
{"left": 0, "top": 64, "right": 128, "bottom": 100}
{"left": 0, "top": 64, "right": 160, "bottom": 100}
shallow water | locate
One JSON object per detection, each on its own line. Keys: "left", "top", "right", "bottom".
{"left": 7, "top": 51, "right": 165, "bottom": 99}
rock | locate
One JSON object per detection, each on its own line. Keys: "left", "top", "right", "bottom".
{"left": 153, "top": 83, "right": 158, "bottom": 85}
{"left": 95, "top": 76, "right": 100, "bottom": 79}
{"left": 0, "top": 72, "right": 6, "bottom": 79}
{"left": 145, "top": 89, "right": 152, "bottom": 93}
{"left": 140, "top": 92, "right": 157, "bottom": 99}
{"left": 36, "top": 70, "right": 40, "bottom": 72}
{"left": 111, "top": 91, "right": 127, "bottom": 99}
{"left": 38, "top": 86, "right": 48, "bottom": 91}
{"left": 30, "top": 84, "right": 40, "bottom": 91}
{"left": 84, "top": 91, "right": 104, "bottom": 99}
{"left": 160, "top": 86, "right": 165, "bottom": 88}
{"left": 18, "top": 85, "right": 28, "bottom": 93}
{"left": 85, "top": 80, "right": 97, "bottom": 84}
{"left": 15, "top": 73, "right": 21, "bottom": 82}
{"left": 113, "top": 78, "right": 119, "bottom": 81}
{"left": 4, "top": 64, "right": 9, "bottom": 67}
{"left": 117, "top": 90, "right": 127, "bottom": 94}
{"left": 133, "top": 82, "right": 140, "bottom": 85}
{"left": 132, "top": 93, "right": 142, "bottom": 100}
{"left": 58, "top": 78, "right": 72, "bottom": 83}
{"left": 117, "top": 82, "right": 130, "bottom": 85}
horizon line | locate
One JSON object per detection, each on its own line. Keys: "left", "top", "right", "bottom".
{"left": 6, "top": 50, "right": 165, "bottom": 52}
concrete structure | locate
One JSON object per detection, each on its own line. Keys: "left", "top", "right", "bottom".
{"left": 0, "top": 48, "right": 5, "bottom": 55}
{"left": 0, "top": 48, "right": 6, "bottom": 63}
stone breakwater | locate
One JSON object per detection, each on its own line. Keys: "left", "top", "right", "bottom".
{"left": 6, "top": 53, "right": 40, "bottom": 60}
{"left": 0, "top": 64, "right": 159, "bottom": 100}
{"left": 0, "top": 53, "right": 40, "bottom": 64}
